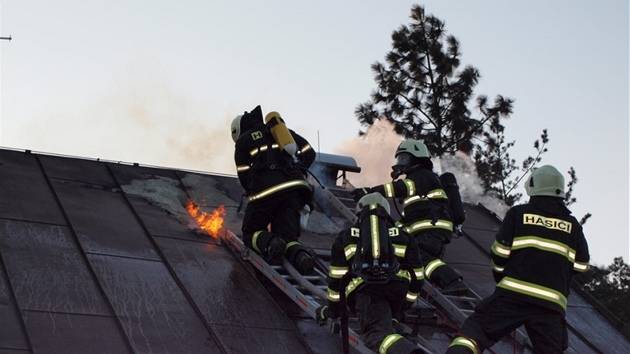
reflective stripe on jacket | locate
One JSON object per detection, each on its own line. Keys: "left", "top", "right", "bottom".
{"left": 326, "top": 225, "right": 424, "bottom": 312}
{"left": 370, "top": 168, "right": 453, "bottom": 234}
{"left": 490, "top": 197, "right": 590, "bottom": 314}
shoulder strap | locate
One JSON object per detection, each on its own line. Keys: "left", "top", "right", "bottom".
{"left": 265, "top": 130, "right": 278, "bottom": 170}
{"left": 353, "top": 205, "right": 399, "bottom": 283}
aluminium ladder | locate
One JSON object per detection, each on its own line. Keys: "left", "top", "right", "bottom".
{"left": 318, "top": 182, "right": 532, "bottom": 351}
{"left": 220, "top": 229, "right": 386, "bottom": 354}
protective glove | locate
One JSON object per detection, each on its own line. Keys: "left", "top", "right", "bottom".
{"left": 316, "top": 306, "right": 340, "bottom": 333}
{"left": 316, "top": 305, "right": 340, "bottom": 324}
{"left": 454, "top": 224, "right": 464, "bottom": 237}
{"left": 316, "top": 305, "right": 329, "bottom": 325}
{"left": 351, "top": 188, "right": 370, "bottom": 202}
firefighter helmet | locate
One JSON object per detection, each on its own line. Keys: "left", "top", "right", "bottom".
{"left": 356, "top": 192, "right": 390, "bottom": 215}
{"left": 231, "top": 115, "right": 243, "bottom": 143}
{"left": 395, "top": 139, "right": 430, "bottom": 158}
{"left": 391, "top": 139, "right": 431, "bottom": 179}
{"left": 525, "top": 165, "right": 566, "bottom": 198}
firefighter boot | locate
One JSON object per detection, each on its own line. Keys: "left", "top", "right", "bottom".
{"left": 384, "top": 334, "right": 426, "bottom": 354}
{"left": 264, "top": 237, "right": 286, "bottom": 266}
{"left": 441, "top": 278, "right": 469, "bottom": 296}
{"left": 292, "top": 250, "right": 314, "bottom": 274}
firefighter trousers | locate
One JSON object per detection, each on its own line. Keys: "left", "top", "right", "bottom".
{"left": 446, "top": 292, "right": 568, "bottom": 354}
{"left": 241, "top": 193, "right": 307, "bottom": 263}
{"left": 354, "top": 281, "right": 423, "bottom": 354}
{"left": 413, "top": 231, "right": 461, "bottom": 288}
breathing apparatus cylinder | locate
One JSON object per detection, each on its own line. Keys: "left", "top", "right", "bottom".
{"left": 265, "top": 111, "right": 298, "bottom": 158}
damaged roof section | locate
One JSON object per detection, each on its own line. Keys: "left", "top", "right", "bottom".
{"left": 0, "top": 149, "right": 343, "bottom": 354}
{"left": 1, "top": 148, "right": 629, "bottom": 353}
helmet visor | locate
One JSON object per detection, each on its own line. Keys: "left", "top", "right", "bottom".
{"left": 394, "top": 153, "right": 412, "bottom": 169}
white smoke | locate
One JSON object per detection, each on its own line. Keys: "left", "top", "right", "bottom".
{"left": 333, "top": 120, "right": 510, "bottom": 218}
{"left": 436, "top": 152, "right": 510, "bottom": 218}
{"left": 334, "top": 120, "right": 401, "bottom": 187}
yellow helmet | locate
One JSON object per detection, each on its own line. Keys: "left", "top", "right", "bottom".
{"left": 525, "top": 165, "right": 566, "bottom": 198}
{"left": 231, "top": 115, "right": 243, "bottom": 143}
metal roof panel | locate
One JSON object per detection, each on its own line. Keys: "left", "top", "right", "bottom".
{"left": 0, "top": 150, "right": 66, "bottom": 225}
{"left": 51, "top": 179, "right": 161, "bottom": 260}
{"left": 1, "top": 149, "right": 628, "bottom": 354}
{"left": 0, "top": 219, "right": 111, "bottom": 315}
{"left": 23, "top": 311, "right": 129, "bottom": 354}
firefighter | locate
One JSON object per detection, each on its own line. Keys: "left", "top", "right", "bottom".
{"left": 231, "top": 105, "right": 316, "bottom": 274}
{"left": 446, "top": 165, "right": 590, "bottom": 354}
{"left": 317, "top": 193, "right": 426, "bottom": 354}
{"left": 353, "top": 139, "right": 468, "bottom": 296}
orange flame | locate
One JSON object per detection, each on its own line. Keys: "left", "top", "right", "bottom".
{"left": 186, "top": 200, "right": 226, "bottom": 238}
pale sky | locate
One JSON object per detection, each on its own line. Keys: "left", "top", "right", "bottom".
{"left": 1, "top": 1, "right": 628, "bottom": 266}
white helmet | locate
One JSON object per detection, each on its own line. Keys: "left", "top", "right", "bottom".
{"left": 356, "top": 192, "right": 390, "bottom": 215}
{"left": 525, "top": 165, "right": 566, "bottom": 198}
{"left": 231, "top": 115, "right": 243, "bottom": 143}
{"left": 391, "top": 139, "right": 431, "bottom": 179}
{"left": 395, "top": 139, "right": 430, "bottom": 158}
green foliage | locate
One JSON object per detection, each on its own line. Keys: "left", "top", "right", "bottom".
{"left": 575, "top": 257, "right": 630, "bottom": 327}
{"left": 564, "top": 166, "right": 592, "bottom": 225}
{"left": 354, "top": 4, "right": 513, "bottom": 156}
{"left": 474, "top": 129, "right": 549, "bottom": 206}
{"left": 355, "top": 4, "right": 592, "bottom": 220}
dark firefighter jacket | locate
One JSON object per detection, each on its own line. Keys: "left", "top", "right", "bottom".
{"left": 233, "top": 110, "right": 315, "bottom": 204}
{"left": 368, "top": 168, "right": 453, "bottom": 235}
{"left": 490, "top": 196, "right": 590, "bottom": 314}
{"left": 326, "top": 224, "right": 425, "bottom": 316}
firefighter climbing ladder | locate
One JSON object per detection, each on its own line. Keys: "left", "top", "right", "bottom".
{"left": 323, "top": 183, "right": 532, "bottom": 351}
{"left": 221, "top": 229, "right": 442, "bottom": 354}
{"left": 220, "top": 229, "right": 385, "bottom": 354}
{"left": 219, "top": 177, "right": 531, "bottom": 352}
{"left": 421, "top": 281, "right": 531, "bottom": 348}
{"left": 217, "top": 165, "right": 437, "bottom": 352}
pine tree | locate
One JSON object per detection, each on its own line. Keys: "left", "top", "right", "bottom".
{"left": 354, "top": 4, "right": 513, "bottom": 156}
{"left": 355, "top": 4, "right": 591, "bottom": 214}
{"left": 473, "top": 128, "right": 549, "bottom": 206}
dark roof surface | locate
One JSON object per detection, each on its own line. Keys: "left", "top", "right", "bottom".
{"left": 1, "top": 148, "right": 628, "bottom": 354}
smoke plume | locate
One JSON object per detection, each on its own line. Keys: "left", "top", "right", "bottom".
{"left": 333, "top": 120, "right": 509, "bottom": 218}
{"left": 334, "top": 120, "right": 401, "bottom": 187}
